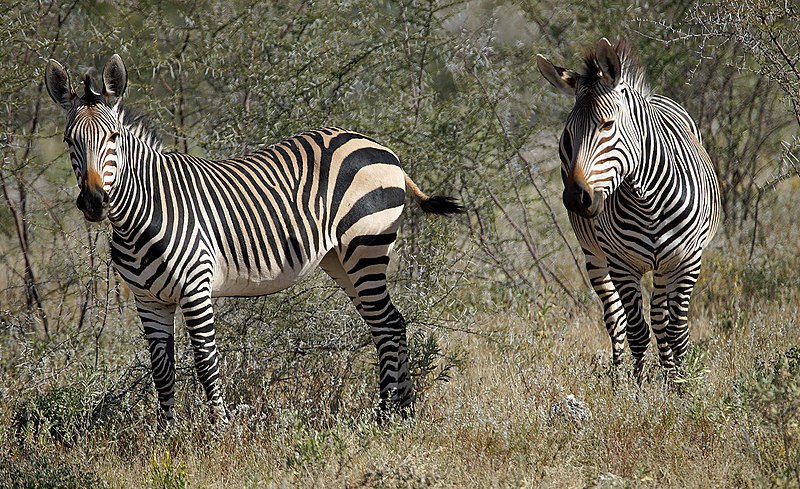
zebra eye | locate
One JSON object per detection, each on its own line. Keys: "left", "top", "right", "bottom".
{"left": 600, "top": 120, "right": 615, "bottom": 131}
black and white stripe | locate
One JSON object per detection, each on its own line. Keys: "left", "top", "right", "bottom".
{"left": 46, "top": 55, "right": 462, "bottom": 425}
{"left": 538, "top": 38, "right": 721, "bottom": 381}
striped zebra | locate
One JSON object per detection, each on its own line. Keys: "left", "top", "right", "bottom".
{"left": 45, "top": 54, "right": 463, "bottom": 425}
{"left": 536, "top": 38, "right": 721, "bottom": 381}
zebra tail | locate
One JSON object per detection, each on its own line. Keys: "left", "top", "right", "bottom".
{"left": 404, "top": 173, "right": 465, "bottom": 215}
{"left": 420, "top": 195, "right": 464, "bottom": 215}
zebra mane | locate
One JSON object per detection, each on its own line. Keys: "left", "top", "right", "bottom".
{"left": 118, "top": 107, "right": 164, "bottom": 152}
{"left": 581, "top": 38, "right": 651, "bottom": 97}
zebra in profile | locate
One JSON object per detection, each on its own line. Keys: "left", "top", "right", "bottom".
{"left": 45, "top": 54, "right": 463, "bottom": 425}
{"left": 537, "top": 38, "right": 721, "bottom": 381}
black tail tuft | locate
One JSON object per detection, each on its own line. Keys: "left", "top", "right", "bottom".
{"left": 420, "top": 195, "right": 465, "bottom": 215}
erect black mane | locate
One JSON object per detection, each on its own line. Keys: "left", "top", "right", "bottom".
{"left": 118, "top": 107, "right": 164, "bottom": 152}
{"left": 72, "top": 71, "right": 162, "bottom": 151}
{"left": 579, "top": 38, "right": 651, "bottom": 97}
{"left": 79, "top": 74, "right": 104, "bottom": 105}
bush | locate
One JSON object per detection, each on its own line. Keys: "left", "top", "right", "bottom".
{"left": 151, "top": 451, "right": 187, "bottom": 489}
{"left": 0, "top": 449, "right": 108, "bottom": 489}
{"left": 409, "top": 329, "right": 466, "bottom": 401}
{"left": 736, "top": 348, "right": 800, "bottom": 485}
{"left": 12, "top": 386, "right": 94, "bottom": 445}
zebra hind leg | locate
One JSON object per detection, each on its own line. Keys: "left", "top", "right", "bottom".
{"left": 320, "top": 250, "right": 361, "bottom": 308}
{"left": 651, "top": 273, "right": 680, "bottom": 384}
{"left": 335, "top": 242, "right": 413, "bottom": 422}
{"left": 136, "top": 298, "right": 178, "bottom": 428}
{"left": 667, "top": 258, "right": 702, "bottom": 370}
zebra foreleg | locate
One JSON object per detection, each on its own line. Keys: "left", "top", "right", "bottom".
{"left": 651, "top": 272, "right": 678, "bottom": 379}
{"left": 610, "top": 267, "right": 650, "bottom": 384}
{"left": 585, "top": 256, "right": 627, "bottom": 373}
{"left": 179, "top": 289, "right": 228, "bottom": 424}
{"left": 136, "top": 299, "right": 178, "bottom": 428}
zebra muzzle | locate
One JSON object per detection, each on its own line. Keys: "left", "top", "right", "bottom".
{"left": 563, "top": 180, "right": 604, "bottom": 219}
{"left": 76, "top": 185, "right": 109, "bottom": 222}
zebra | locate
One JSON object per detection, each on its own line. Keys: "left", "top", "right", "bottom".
{"left": 44, "top": 54, "right": 463, "bottom": 426}
{"left": 536, "top": 38, "right": 721, "bottom": 382}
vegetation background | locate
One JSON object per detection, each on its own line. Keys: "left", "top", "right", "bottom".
{"left": 1, "top": 0, "right": 799, "bottom": 486}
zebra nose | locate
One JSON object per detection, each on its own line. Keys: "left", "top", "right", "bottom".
{"left": 76, "top": 185, "right": 109, "bottom": 222}
{"left": 563, "top": 180, "right": 594, "bottom": 216}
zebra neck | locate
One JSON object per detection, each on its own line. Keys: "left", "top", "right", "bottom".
{"left": 619, "top": 105, "right": 663, "bottom": 198}
{"left": 107, "top": 130, "right": 164, "bottom": 240}
{"left": 625, "top": 125, "right": 685, "bottom": 203}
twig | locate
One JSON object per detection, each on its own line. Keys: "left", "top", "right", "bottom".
{"left": 469, "top": 67, "right": 588, "bottom": 289}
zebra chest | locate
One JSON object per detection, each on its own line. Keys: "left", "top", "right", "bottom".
{"left": 594, "top": 193, "right": 696, "bottom": 271}
{"left": 594, "top": 221, "right": 656, "bottom": 271}
{"left": 110, "top": 229, "right": 212, "bottom": 303}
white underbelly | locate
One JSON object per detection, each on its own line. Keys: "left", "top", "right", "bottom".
{"left": 210, "top": 250, "right": 328, "bottom": 297}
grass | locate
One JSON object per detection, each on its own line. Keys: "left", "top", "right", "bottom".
{"left": 3, "top": 198, "right": 800, "bottom": 487}
{"left": 4, "top": 296, "right": 799, "bottom": 487}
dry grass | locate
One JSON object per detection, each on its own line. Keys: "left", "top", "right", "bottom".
{"left": 4, "top": 290, "right": 799, "bottom": 487}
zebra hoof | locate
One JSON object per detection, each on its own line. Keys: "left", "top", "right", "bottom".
{"left": 664, "top": 367, "right": 690, "bottom": 395}
{"left": 156, "top": 406, "right": 176, "bottom": 431}
{"left": 208, "top": 402, "right": 230, "bottom": 426}
{"left": 375, "top": 398, "right": 415, "bottom": 425}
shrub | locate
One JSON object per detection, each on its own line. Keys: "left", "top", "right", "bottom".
{"left": 736, "top": 348, "right": 800, "bottom": 485}
{"left": 409, "top": 329, "right": 466, "bottom": 401}
{"left": 151, "top": 451, "right": 187, "bottom": 489}
{"left": 12, "top": 386, "right": 93, "bottom": 445}
{"left": 0, "top": 449, "right": 108, "bottom": 489}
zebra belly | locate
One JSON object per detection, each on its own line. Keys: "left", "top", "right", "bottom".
{"left": 210, "top": 248, "right": 330, "bottom": 298}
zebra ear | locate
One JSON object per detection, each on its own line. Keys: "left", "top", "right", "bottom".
{"left": 102, "top": 54, "right": 127, "bottom": 105}
{"left": 595, "top": 38, "right": 621, "bottom": 86}
{"left": 536, "top": 54, "right": 578, "bottom": 96}
{"left": 45, "top": 59, "right": 75, "bottom": 111}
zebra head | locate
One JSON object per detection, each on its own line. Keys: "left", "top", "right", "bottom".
{"left": 537, "top": 38, "right": 644, "bottom": 219}
{"left": 45, "top": 55, "right": 127, "bottom": 222}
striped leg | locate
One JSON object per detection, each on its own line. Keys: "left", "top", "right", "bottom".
{"left": 320, "top": 250, "right": 360, "bottom": 308}
{"left": 136, "top": 298, "right": 177, "bottom": 427}
{"left": 651, "top": 272, "right": 677, "bottom": 376}
{"left": 585, "top": 253, "right": 626, "bottom": 369}
{"left": 179, "top": 284, "right": 227, "bottom": 423}
{"left": 608, "top": 264, "right": 650, "bottom": 383}
{"left": 667, "top": 256, "right": 702, "bottom": 368}
{"left": 337, "top": 237, "right": 413, "bottom": 419}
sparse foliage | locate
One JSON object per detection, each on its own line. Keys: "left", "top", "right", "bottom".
{"left": 151, "top": 451, "right": 188, "bottom": 489}
{"left": 677, "top": 0, "right": 800, "bottom": 233}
